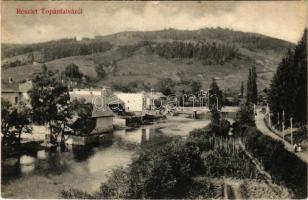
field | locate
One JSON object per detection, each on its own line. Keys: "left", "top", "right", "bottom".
{"left": 2, "top": 28, "right": 293, "bottom": 92}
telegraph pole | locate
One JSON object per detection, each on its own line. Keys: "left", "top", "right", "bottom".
{"left": 290, "top": 117, "right": 293, "bottom": 145}
{"left": 282, "top": 110, "right": 285, "bottom": 139}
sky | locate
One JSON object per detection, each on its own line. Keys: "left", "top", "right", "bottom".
{"left": 1, "top": 1, "right": 307, "bottom": 44}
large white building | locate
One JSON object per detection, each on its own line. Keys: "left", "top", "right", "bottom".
{"left": 115, "top": 93, "right": 146, "bottom": 112}
{"left": 115, "top": 91, "right": 166, "bottom": 112}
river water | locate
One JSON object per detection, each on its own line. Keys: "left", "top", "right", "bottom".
{"left": 1, "top": 116, "right": 210, "bottom": 198}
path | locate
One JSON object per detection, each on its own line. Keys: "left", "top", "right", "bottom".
{"left": 255, "top": 111, "right": 308, "bottom": 163}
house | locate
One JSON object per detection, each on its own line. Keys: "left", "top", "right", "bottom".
{"left": 115, "top": 92, "right": 166, "bottom": 112}
{"left": 142, "top": 91, "right": 166, "bottom": 110}
{"left": 90, "top": 107, "right": 114, "bottom": 134}
{"left": 69, "top": 89, "right": 116, "bottom": 135}
{"left": 2, "top": 85, "right": 21, "bottom": 105}
{"left": 1, "top": 79, "right": 33, "bottom": 105}
{"left": 69, "top": 87, "right": 124, "bottom": 113}
{"left": 115, "top": 93, "right": 146, "bottom": 112}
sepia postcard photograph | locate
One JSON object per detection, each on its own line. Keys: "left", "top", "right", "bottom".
{"left": 1, "top": 0, "right": 307, "bottom": 199}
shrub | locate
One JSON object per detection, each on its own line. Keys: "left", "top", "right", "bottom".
{"left": 243, "top": 127, "right": 307, "bottom": 198}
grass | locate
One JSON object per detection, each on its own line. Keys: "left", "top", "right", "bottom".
{"left": 2, "top": 29, "right": 289, "bottom": 91}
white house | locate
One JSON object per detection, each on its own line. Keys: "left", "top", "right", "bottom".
{"left": 69, "top": 87, "right": 124, "bottom": 113}
{"left": 115, "top": 93, "right": 146, "bottom": 112}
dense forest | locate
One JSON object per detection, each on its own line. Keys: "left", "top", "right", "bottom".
{"left": 2, "top": 38, "right": 112, "bottom": 68}
{"left": 152, "top": 41, "right": 239, "bottom": 65}
{"left": 101, "top": 27, "right": 293, "bottom": 52}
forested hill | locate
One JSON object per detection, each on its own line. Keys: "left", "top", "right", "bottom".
{"left": 1, "top": 28, "right": 294, "bottom": 92}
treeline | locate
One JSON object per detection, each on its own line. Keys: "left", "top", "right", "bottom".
{"left": 268, "top": 29, "right": 307, "bottom": 124}
{"left": 2, "top": 38, "right": 112, "bottom": 67}
{"left": 103, "top": 28, "right": 292, "bottom": 52}
{"left": 152, "top": 41, "right": 239, "bottom": 65}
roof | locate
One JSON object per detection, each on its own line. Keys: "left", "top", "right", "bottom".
{"left": 1, "top": 81, "right": 20, "bottom": 93}
{"left": 91, "top": 106, "right": 114, "bottom": 118}
{"left": 142, "top": 91, "right": 166, "bottom": 99}
{"left": 69, "top": 88, "right": 124, "bottom": 105}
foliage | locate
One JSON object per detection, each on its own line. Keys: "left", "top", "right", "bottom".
{"left": 219, "top": 119, "right": 231, "bottom": 136}
{"left": 243, "top": 127, "right": 307, "bottom": 198}
{"left": 60, "top": 188, "right": 95, "bottom": 199}
{"left": 112, "top": 80, "right": 151, "bottom": 93}
{"left": 29, "top": 70, "right": 71, "bottom": 143}
{"left": 94, "top": 138, "right": 203, "bottom": 199}
{"left": 1, "top": 100, "right": 32, "bottom": 146}
{"left": 152, "top": 41, "right": 239, "bottom": 65}
{"left": 95, "top": 63, "right": 107, "bottom": 79}
{"left": 190, "top": 80, "right": 202, "bottom": 95}
{"left": 246, "top": 66, "right": 258, "bottom": 104}
{"left": 240, "top": 81, "right": 244, "bottom": 98}
{"left": 2, "top": 38, "right": 112, "bottom": 66}
{"left": 69, "top": 99, "right": 95, "bottom": 135}
{"left": 64, "top": 63, "right": 83, "bottom": 80}
{"left": 268, "top": 29, "right": 307, "bottom": 124}
{"left": 235, "top": 102, "right": 255, "bottom": 127}
{"left": 208, "top": 79, "right": 223, "bottom": 111}
{"left": 155, "top": 78, "right": 176, "bottom": 96}
{"left": 210, "top": 109, "right": 221, "bottom": 132}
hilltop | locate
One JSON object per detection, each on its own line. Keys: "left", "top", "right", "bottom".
{"left": 1, "top": 28, "right": 294, "bottom": 92}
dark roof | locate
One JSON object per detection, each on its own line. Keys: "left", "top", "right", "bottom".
{"left": 69, "top": 89, "right": 124, "bottom": 105}
{"left": 2, "top": 81, "right": 20, "bottom": 93}
{"left": 91, "top": 106, "right": 114, "bottom": 118}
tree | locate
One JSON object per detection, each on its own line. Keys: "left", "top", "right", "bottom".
{"left": 208, "top": 78, "right": 223, "bottom": 111}
{"left": 190, "top": 80, "right": 202, "bottom": 95}
{"left": 156, "top": 78, "right": 176, "bottom": 96}
{"left": 41, "top": 64, "right": 48, "bottom": 74}
{"left": 240, "top": 81, "right": 244, "bottom": 98}
{"left": 235, "top": 102, "right": 255, "bottom": 127}
{"left": 95, "top": 64, "right": 107, "bottom": 79}
{"left": 268, "top": 29, "right": 307, "bottom": 124}
{"left": 1, "top": 100, "right": 32, "bottom": 146}
{"left": 64, "top": 63, "right": 83, "bottom": 79}
{"left": 210, "top": 109, "right": 220, "bottom": 132}
{"left": 69, "top": 99, "right": 96, "bottom": 135}
{"left": 30, "top": 70, "right": 71, "bottom": 144}
{"left": 246, "top": 66, "right": 258, "bottom": 104}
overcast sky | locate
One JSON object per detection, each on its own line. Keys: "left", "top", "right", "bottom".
{"left": 2, "top": 1, "right": 307, "bottom": 44}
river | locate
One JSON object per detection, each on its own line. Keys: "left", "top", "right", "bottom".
{"left": 1, "top": 116, "right": 210, "bottom": 198}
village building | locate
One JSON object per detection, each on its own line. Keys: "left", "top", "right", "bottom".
{"left": 115, "top": 91, "right": 166, "bottom": 112}
{"left": 90, "top": 107, "right": 114, "bottom": 134}
{"left": 69, "top": 87, "right": 124, "bottom": 114}
{"left": 1, "top": 79, "right": 33, "bottom": 105}
{"left": 115, "top": 93, "right": 146, "bottom": 112}
{"left": 69, "top": 87, "right": 124, "bottom": 135}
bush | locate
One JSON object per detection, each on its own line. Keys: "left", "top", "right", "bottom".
{"left": 243, "top": 127, "right": 307, "bottom": 198}
{"left": 97, "top": 138, "right": 203, "bottom": 199}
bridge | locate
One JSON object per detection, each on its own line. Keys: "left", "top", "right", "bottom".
{"left": 174, "top": 106, "right": 240, "bottom": 114}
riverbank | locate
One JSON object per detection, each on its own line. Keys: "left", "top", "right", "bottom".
{"left": 1, "top": 116, "right": 209, "bottom": 198}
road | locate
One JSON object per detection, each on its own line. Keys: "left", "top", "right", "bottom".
{"left": 255, "top": 111, "right": 308, "bottom": 163}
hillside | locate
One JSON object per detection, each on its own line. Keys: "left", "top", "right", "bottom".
{"left": 1, "top": 28, "right": 294, "bottom": 93}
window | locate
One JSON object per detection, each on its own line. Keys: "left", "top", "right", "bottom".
{"left": 15, "top": 96, "right": 18, "bottom": 104}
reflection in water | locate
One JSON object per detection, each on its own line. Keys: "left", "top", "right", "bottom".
{"left": 2, "top": 118, "right": 208, "bottom": 198}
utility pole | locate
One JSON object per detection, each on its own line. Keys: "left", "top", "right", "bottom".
{"left": 290, "top": 117, "right": 293, "bottom": 145}
{"left": 282, "top": 110, "right": 285, "bottom": 139}
{"left": 253, "top": 104, "right": 256, "bottom": 121}
{"left": 151, "top": 88, "right": 154, "bottom": 111}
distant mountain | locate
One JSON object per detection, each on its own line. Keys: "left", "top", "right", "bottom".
{"left": 1, "top": 28, "right": 294, "bottom": 92}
